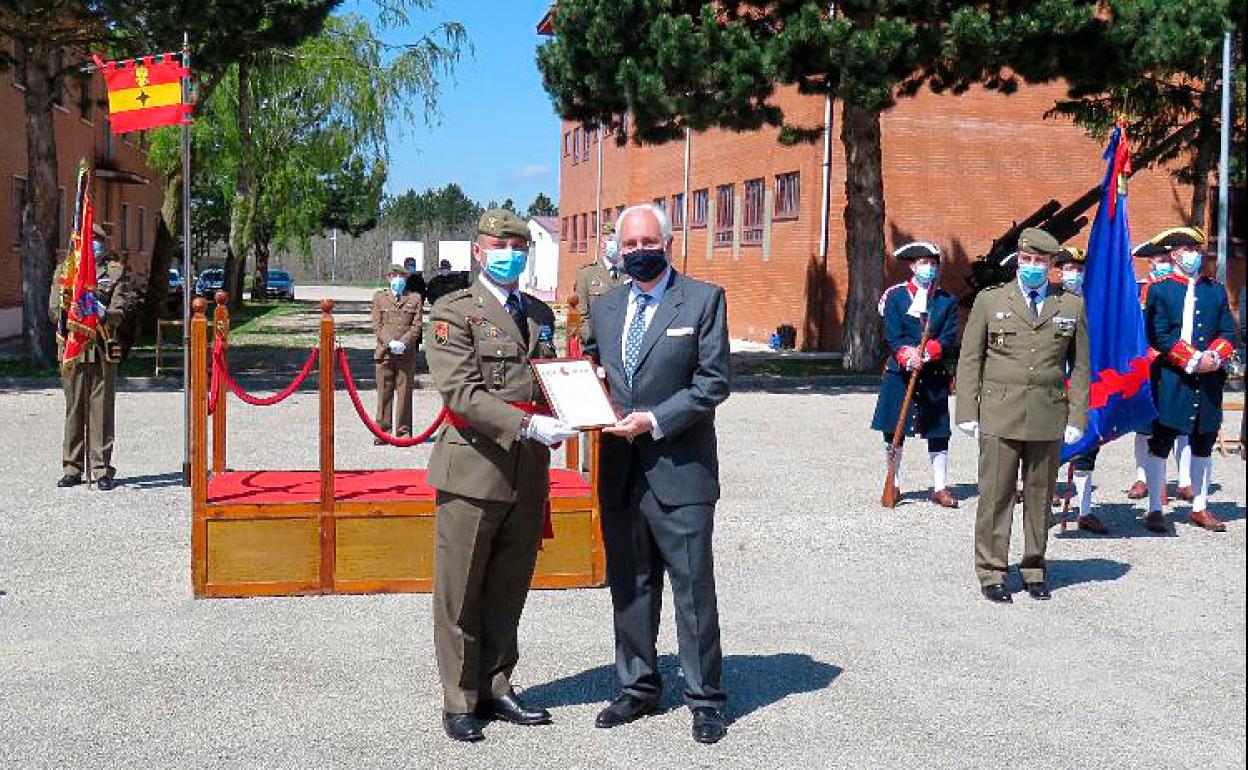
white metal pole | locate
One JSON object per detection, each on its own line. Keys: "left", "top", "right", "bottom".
{"left": 1216, "top": 31, "right": 1232, "bottom": 285}
{"left": 181, "top": 31, "right": 193, "bottom": 485}
{"left": 331, "top": 227, "right": 337, "bottom": 283}
{"left": 682, "top": 126, "right": 691, "bottom": 273}
{"left": 595, "top": 127, "right": 603, "bottom": 254}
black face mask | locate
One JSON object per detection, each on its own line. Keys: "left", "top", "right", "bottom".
{"left": 622, "top": 247, "right": 668, "bottom": 282}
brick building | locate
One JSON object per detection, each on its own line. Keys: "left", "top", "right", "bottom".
{"left": 542, "top": 31, "right": 1242, "bottom": 350}
{"left": 3, "top": 36, "right": 163, "bottom": 339}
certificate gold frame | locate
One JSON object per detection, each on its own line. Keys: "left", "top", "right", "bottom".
{"left": 529, "top": 357, "right": 618, "bottom": 430}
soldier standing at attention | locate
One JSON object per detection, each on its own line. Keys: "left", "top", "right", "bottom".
{"left": 52, "top": 222, "right": 130, "bottom": 490}
{"left": 956, "top": 228, "right": 1091, "bottom": 603}
{"left": 573, "top": 221, "right": 628, "bottom": 342}
{"left": 870, "top": 242, "right": 961, "bottom": 508}
{"left": 424, "top": 208, "right": 577, "bottom": 742}
{"left": 1139, "top": 227, "right": 1238, "bottom": 533}
{"left": 371, "top": 264, "right": 423, "bottom": 442}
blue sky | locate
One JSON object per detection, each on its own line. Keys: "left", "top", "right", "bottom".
{"left": 343, "top": 1, "right": 561, "bottom": 210}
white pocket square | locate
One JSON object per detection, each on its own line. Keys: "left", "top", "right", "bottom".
{"left": 666, "top": 327, "right": 695, "bottom": 336}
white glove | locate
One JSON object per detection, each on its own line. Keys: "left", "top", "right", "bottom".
{"left": 94, "top": 298, "right": 108, "bottom": 318}
{"left": 1063, "top": 425, "right": 1083, "bottom": 444}
{"left": 522, "top": 414, "right": 578, "bottom": 447}
{"left": 387, "top": 340, "right": 407, "bottom": 355}
{"left": 957, "top": 421, "right": 980, "bottom": 439}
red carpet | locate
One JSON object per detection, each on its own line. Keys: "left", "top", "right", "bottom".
{"left": 206, "top": 468, "right": 591, "bottom": 505}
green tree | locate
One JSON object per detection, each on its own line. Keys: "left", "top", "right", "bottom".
{"left": 526, "top": 192, "right": 557, "bottom": 217}
{"left": 385, "top": 182, "right": 482, "bottom": 267}
{"left": 537, "top": 1, "right": 1106, "bottom": 368}
{"left": 1050, "top": 1, "right": 1244, "bottom": 228}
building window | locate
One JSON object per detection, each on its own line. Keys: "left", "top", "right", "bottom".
{"left": 671, "top": 193, "right": 685, "bottom": 229}
{"left": 102, "top": 114, "right": 114, "bottom": 160}
{"left": 120, "top": 203, "right": 130, "bottom": 251}
{"left": 570, "top": 214, "right": 578, "bottom": 250}
{"left": 714, "top": 184, "right": 734, "bottom": 246}
{"left": 591, "top": 210, "right": 598, "bottom": 240}
{"left": 579, "top": 213, "right": 588, "bottom": 251}
{"left": 561, "top": 216, "right": 568, "bottom": 242}
{"left": 77, "top": 73, "right": 92, "bottom": 121}
{"left": 742, "top": 178, "right": 764, "bottom": 245}
{"left": 11, "top": 176, "right": 27, "bottom": 243}
{"left": 615, "top": 204, "right": 624, "bottom": 220}
{"left": 691, "top": 189, "right": 708, "bottom": 227}
{"left": 562, "top": 131, "right": 570, "bottom": 157}
{"left": 602, "top": 208, "right": 612, "bottom": 232}
{"left": 138, "top": 206, "right": 147, "bottom": 252}
{"left": 775, "top": 171, "right": 800, "bottom": 220}
{"left": 581, "top": 127, "right": 591, "bottom": 161}
{"left": 652, "top": 197, "right": 666, "bottom": 213}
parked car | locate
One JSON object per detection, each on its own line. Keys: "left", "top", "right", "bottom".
{"left": 169, "top": 268, "right": 185, "bottom": 293}
{"left": 263, "top": 270, "right": 295, "bottom": 300}
{"left": 195, "top": 268, "right": 224, "bottom": 296}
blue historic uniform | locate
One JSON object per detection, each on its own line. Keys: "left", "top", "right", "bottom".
{"left": 1145, "top": 274, "right": 1237, "bottom": 439}
{"left": 870, "top": 281, "right": 959, "bottom": 439}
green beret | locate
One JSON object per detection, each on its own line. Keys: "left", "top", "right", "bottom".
{"left": 477, "top": 208, "right": 530, "bottom": 240}
{"left": 1018, "top": 227, "right": 1060, "bottom": 256}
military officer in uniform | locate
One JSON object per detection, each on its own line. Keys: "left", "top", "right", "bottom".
{"left": 424, "top": 208, "right": 577, "bottom": 742}
{"left": 371, "top": 264, "right": 423, "bottom": 442}
{"left": 1140, "top": 227, "right": 1238, "bottom": 533}
{"left": 51, "top": 222, "right": 130, "bottom": 490}
{"left": 870, "top": 241, "right": 961, "bottom": 508}
{"left": 573, "top": 221, "right": 628, "bottom": 342}
{"left": 956, "top": 228, "right": 1090, "bottom": 603}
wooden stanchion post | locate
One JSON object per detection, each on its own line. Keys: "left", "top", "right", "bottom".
{"left": 211, "top": 291, "right": 229, "bottom": 474}
{"left": 319, "top": 299, "right": 336, "bottom": 593}
{"left": 190, "top": 297, "right": 209, "bottom": 597}
{"left": 565, "top": 294, "right": 583, "bottom": 470}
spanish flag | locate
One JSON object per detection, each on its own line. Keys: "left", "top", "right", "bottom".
{"left": 92, "top": 53, "right": 192, "bottom": 134}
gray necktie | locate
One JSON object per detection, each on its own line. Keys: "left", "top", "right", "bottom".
{"left": 624, "top": 293, "right": 651, "bottom": 387}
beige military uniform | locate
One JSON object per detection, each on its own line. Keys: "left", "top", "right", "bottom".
{"left": 370, "top": 288, "right": 423, "bottom": 435}
{"left": 50, "top": 257, "right": 130, "bottom": 479}
{"left": 956, "top": 281, "right": 1090, "bottom": 587}
{"left": 573, "top": 260, "right": 628, "bottom": 342}
{"left": 424, "top": 277, "right": 558, "bottom": 714}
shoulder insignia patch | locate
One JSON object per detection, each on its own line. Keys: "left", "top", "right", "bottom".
{"left": 433, "top": 320, "right": 450, "bottom": 346}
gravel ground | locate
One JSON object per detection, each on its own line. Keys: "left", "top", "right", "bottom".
{"left": 0, "top": 386, "right": 1243, "bottom": 769}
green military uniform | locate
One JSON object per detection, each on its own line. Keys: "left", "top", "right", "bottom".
{"left": 50, "top": 251, "right": 130, "bottom": 482}
{"left": 425, "top": 209, "right": 559, "bottom": 716}
{"left": 956, "top": 228, "right": 1091, "bottom": 590}
{"left": 370, "top": 285, "right": 423, "bottom": 436}
{"left": 573, "top": 221, "right": 628, "bottom": 342}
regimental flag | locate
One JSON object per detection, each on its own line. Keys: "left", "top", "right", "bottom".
{"left": 1061, "top": 124, "right": 1157, "bottom": 462}
{"left": 59, "top": 160, "right": 100, "bottom": 370}
{"left": 92, "top": 52, "right": 191, "bottom": 134}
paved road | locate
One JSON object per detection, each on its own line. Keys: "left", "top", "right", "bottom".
{"left": 0, "top": 387, "right": 1243, "bottom": 768}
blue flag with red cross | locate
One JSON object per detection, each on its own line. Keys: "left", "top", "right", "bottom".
{"left": 1062, "top": 124, "right": 1157, "bottom": 462}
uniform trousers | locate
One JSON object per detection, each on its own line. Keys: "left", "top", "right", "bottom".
{"left": 62, "top": 357, "right": 116, "bottom": 477}
{"left": 975, "top": 434, "right": 1061, "bottom": 587}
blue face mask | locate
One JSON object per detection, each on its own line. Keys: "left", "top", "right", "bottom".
{"left": 1018, "top": 263, "right": 1048, "bottom": 290}
{"left": 389, "top": 276, "right": 406, "bottom": 294}
{"left": 1061, "top": 269, "right": 1084, "bottom": 293}
{"left": 92, "top": 239, "right": 106, "bottom": 256}
{"left": 1151, "top": 261, "right": 1173, "bottom": 279}
{"left": 604, "top": 239, "right": 620, "bottom": 265}
{"left": 1177, "top": 251, "right": 1202, "bottom": 276}
{"left": 913, "top": 264, "right": 938, "bottom": 286}
{"left": 483, "top": 248, "right": 528, "bottom": 284}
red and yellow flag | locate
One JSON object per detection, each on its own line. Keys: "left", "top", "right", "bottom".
{"left": 59, "top": 161, "right": 100, "bottom": 370}
{"left": 92, "top": 52, "right": 192, "bottom": 134}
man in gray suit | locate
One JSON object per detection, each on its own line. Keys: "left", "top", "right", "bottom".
{"left": 584, "top": 203, "right": 731, "bottom": 744}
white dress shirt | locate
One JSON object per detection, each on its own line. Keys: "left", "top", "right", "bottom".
{"left": 620, "top": 267, "right": 673, "bottom": 439}
{"left": 1017, "top": 278, "right": 1048, "bottom": 316}
{"left": 480, "top": 274, "right": 522, "bottom": 313}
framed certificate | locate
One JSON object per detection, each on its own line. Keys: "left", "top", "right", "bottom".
{"left": 529, "top": 357, "right": 618, "bottom": 430}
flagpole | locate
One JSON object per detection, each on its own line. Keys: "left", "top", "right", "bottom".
{"left": 181, "top": 31, "right": 193, "bottom": 485}
{"left": 1215, "top": 31, "right": 1231, "bottom": 285}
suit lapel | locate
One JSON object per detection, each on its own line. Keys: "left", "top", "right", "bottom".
{"left": 633, "top": 272, "right": 684, "bottom": 372}
{"left": 471, "top": 280, "right": 526, "bottom": 347}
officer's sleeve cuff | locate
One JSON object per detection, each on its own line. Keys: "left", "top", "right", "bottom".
{"left": 1208, "top": 338, "right": 1234, "bottom": 360}
{"left": 924, "top": 340, "right": 942, "bottom": 362}
{"left": 1168, "top": 341, "right": 1199, "bottom": 370}
{"left": 646, "top": 411, "right": 663, "bottom": 440}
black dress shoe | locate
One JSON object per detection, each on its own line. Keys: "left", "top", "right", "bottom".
{"left": 477, "top": 690, "right": 551, "bottom": 726}
{"left": 1025, "top": 582, "right": 1052, "bottom": 600}
{"left": 442, "top": 712, "right": 485, "bottom": 742}
{"left": 691, "top": 706, "right": 727, "bottom": 744}
{"left": 57, "top": 475, "right": 82, "bottom": 488}
{"left": 595, "top": 693, "right": 659, "bottom": 728}
{"left": 96, "top": 476, "right": 118, "bottom": 491}
{"left": 981, "top": 584, "right": 1012, "bottom": 604}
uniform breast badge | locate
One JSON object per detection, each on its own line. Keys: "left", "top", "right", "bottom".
{"left": 433, "top": 320, "right": 450, "bottom": 346}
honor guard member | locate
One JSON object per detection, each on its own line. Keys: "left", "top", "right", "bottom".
{"left": 1127, "top": 243, "right": 1194, "bottom": 501}
{"left": 1139, "top": 227, "right": 1239, "bottom": 533}
{"left": 424, "top": 208, "right": 577, "bottom": 743}
{"left": 573, "top": 221, "right": 629, "bottom": 342}
{"left": 51, "top": 222, "right": 131, "bottom": 490}
{"left": 1049, "top": 247, "right": 1110, "bottom": 534}
{"left": 371, "top": 264, "right": 423, "bottom": 442}
{"left": 870, "top": 241, "right": 961, "bottom": 507}
{"left": 956, "top": 228, "right": 1091, "bottom": 603}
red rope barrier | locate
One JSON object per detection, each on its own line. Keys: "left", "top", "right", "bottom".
{"left": 209, "top": 343, "right": 319, "bottom": 408}
{"left": 336, "top": 346, "right": 447, "bottom": 447}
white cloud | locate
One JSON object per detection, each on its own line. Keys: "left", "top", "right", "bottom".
{"left": 514, "top": 163, "right": 550, "bottom": 180}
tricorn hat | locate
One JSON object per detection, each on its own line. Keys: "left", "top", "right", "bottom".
{"left": 1132, "top": 226, "right": 1206, "bottom": 258}
{"left": 892, "top": 241, "right": 942, "bottom": 262}
{"left": 1055, "top": 246, "right": 1086, "bottom": 267}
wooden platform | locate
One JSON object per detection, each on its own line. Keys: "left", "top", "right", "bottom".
{"left": 189, "top": 295, "right": 604, "bottom": 598}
